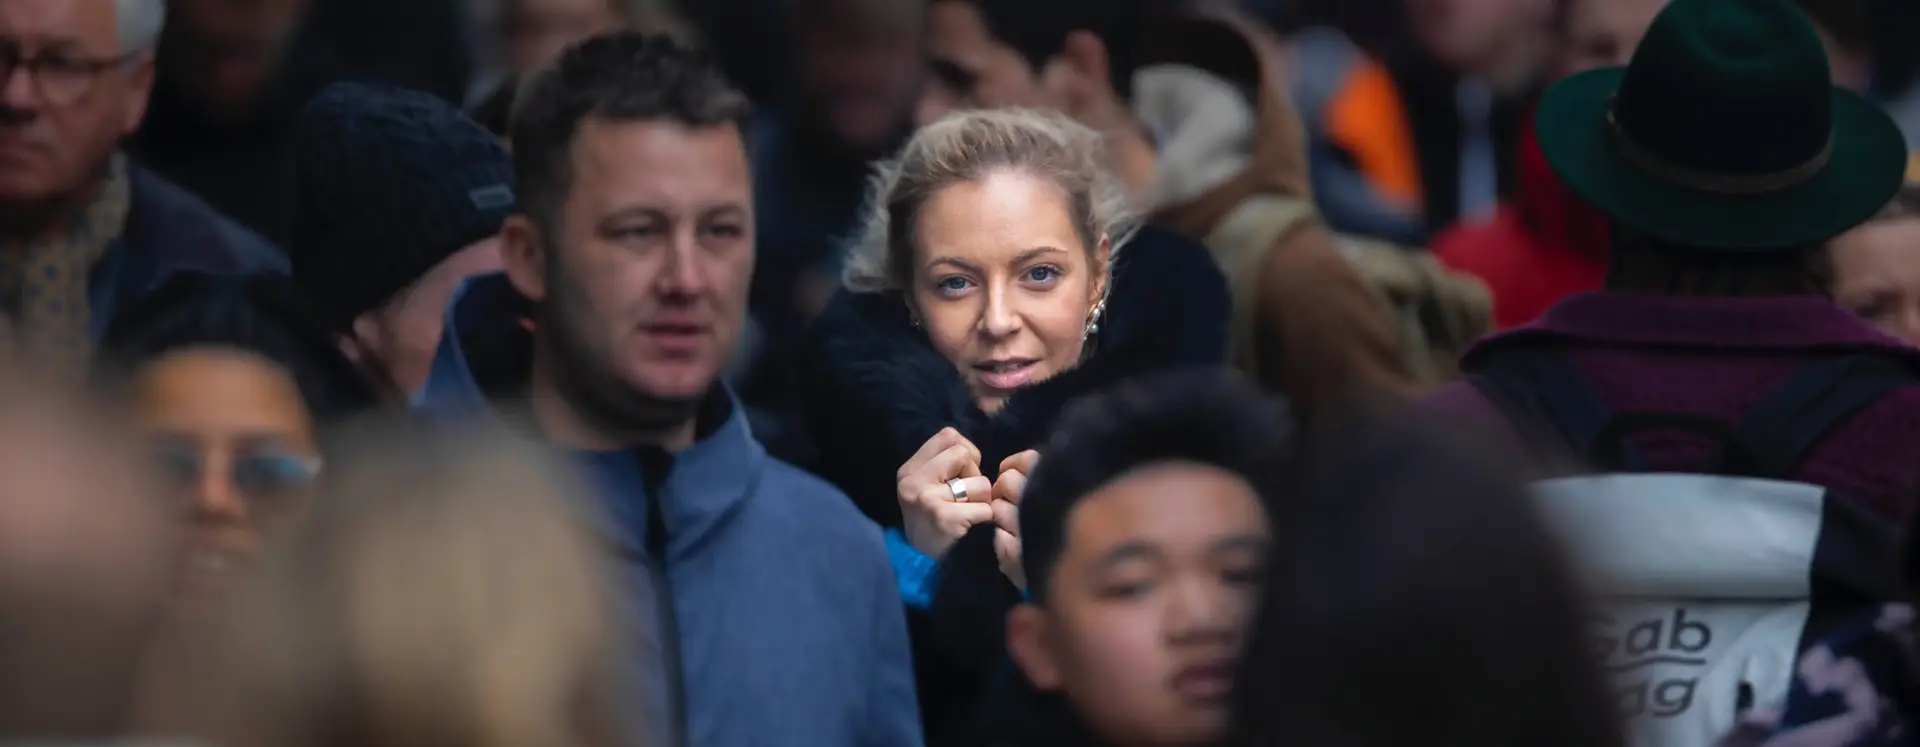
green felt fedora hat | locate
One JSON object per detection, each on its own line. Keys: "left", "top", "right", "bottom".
{"left": 1534, "top": 0, "right": 1908, "bottom": 252}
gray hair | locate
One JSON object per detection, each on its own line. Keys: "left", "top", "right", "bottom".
{"left": 842, "top": 108, "right": 1140, "bottom": 294}
{"left": 114, "top": 0, "right": 166, "bottom": 54}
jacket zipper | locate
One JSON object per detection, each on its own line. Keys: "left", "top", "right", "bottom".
{"left": 638, "top": 448, "right": 689, "bottom": 747}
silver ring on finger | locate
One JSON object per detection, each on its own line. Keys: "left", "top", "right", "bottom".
{"left": 947, "top": 478, "right": 969, "bottom": 501}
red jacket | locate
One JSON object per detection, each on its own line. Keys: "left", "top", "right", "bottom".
{"left": 1431, "top": 109, "right": 1611, "bottom": 330}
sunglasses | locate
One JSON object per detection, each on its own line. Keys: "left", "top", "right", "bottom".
{"left": 152, "top": 440, "right": 323, "bottom": 502}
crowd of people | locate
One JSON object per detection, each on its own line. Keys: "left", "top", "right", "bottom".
{"left": 1, "top": 0, "right": 1919, "bottom": 746}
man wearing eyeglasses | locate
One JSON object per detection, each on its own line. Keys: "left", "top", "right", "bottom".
{"left": 0, "top": 0, "right": 282, "bottom": 378}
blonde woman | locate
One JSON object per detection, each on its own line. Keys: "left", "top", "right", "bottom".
{"left": 136, "top": 420, "right": 633, "bottom": 747}
{"left": 798, "top": 108, "right": 1232, "bottom": 742}
{"left": 1831, "top": 184, "right": 1920, "bottom": 345}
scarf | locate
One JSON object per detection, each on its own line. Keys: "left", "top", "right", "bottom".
{"left": 0, "top": 155, "right": 131, "bottom": 376}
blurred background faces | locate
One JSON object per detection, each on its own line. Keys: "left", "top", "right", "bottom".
{"left": 0, "top": 374, "right": 174, "bottom": 739}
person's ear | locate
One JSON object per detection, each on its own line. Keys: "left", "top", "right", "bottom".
{"left": 340, "top": 313, "right": 387, "bottom": 364}
{"left": 1060, "top": 30, "right": 1113, "bottom": 97}
{"left": 1006, "top": 602, "right": 1064, "bottom": 691}
{"left": 902, "top": 295, "right": 923, "bottom": 327}
{"left": 501, "top": 214, "right": 549, "bottom": 303}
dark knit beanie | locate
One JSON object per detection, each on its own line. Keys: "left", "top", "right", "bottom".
{"left": 292, "top": 81, "right": 516, "bottom": 330}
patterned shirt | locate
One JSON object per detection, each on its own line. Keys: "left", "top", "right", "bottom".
{"left": 1717, "top": 604, "right": 1917, "bottom": 747}
{"left": 0, "top": 154, "right": 131, "bottom": 376}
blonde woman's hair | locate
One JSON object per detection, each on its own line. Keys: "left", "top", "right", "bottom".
{"left": 842, "top": 108, "right": 1141, "bottom": 294}
{"left": 144, "top": 418, "right": 633, "bottom": 747}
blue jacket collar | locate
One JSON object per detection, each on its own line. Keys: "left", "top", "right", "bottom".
{"left": 418, "top": 272, "right": 765, "bottom": 555}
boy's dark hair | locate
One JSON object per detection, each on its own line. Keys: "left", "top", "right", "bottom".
{"left": 1017, "top": 367, "right": 1293, "bottom": 601}
{"left": 969, "top": 0, "right": 1176, "bottom": 99}
{"left": 507, "top": 33, "right": 752, "bottom": 234}
{"left": 94, "top": 272, "right": 384, "bottom": 424}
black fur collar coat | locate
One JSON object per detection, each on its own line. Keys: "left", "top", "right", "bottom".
{"left": 800, "top": 224, "right": 1232, "bottom": 528}
{"left": 797, "top": 225, "right": 1231, "bottom": 747}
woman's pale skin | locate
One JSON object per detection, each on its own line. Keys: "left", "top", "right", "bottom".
{"left": 911, "top": 169, "right": 1108, "bottom": 414}
{"left": 1831, "top": 217, "right": 1920, "bottom": 345}
{"left": 895, "top": 169, "right": 1110, "bottom": 568}
{"left": 1008, "top": 461, "right": 1269, "bottom": 747}
{"left": 132, "top": 349, "right": 320, "bottom": 603}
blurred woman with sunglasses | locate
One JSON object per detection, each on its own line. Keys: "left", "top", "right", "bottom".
{"left": 132, "top": 420, "right": 634, "bottom": 747}
{"left": 93, "top": 271, "right": 382, "bottom": 606}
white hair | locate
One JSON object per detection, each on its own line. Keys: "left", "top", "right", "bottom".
{"left": 113, "top": 0, "right": 166, "bottom": 54}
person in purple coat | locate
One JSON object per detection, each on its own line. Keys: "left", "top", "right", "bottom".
{"left": 1416, "top": 0, "right": 1920, "bottom": 526}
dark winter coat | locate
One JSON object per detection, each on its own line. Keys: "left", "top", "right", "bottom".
{"left": 799, "top": 225, "right": 1232, "bottom": 746}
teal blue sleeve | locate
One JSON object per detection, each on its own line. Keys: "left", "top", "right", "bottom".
{"left": 884, "top": 528, "right": 937, "bottom": 610}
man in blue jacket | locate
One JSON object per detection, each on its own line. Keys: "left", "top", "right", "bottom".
{"left": 415, "top": 32, "right": 923, "bottom": 747}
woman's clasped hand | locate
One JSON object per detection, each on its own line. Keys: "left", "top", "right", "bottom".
{"left": 896, "top": 426, "right": 1035, "bottom": 587}
{"left": 993, "top": 449, "right": 1037, "bottom": 591}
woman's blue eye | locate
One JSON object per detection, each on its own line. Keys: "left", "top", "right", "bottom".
{"left": 937, "top": 276, "right": 971, "bottom": 293}
{"left": 1025, "top": 266, "right": 1061, "bottom": 283}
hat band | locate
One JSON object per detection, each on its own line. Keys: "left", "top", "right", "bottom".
{"left": 1606, "top": 99, "right": 1832, "bottom": 195}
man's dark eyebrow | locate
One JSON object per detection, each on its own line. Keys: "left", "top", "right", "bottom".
{"left": 700, "top": 204, "right": 749, "bottom": 220}
{"left": 596, "top": 206, "right": 669, "bottom": 230}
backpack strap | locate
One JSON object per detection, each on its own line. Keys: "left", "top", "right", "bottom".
{"left": 1735, "top": 355, "right": 1919, "bottom": 479}
{"left": 1469, "top": 347, "right": 1649, "bottom": 471}
{"left": 1799, "top": 493, "right": 1906, "bottom": 654}
{"left": 1734, "top": 356, "right": 1917, "bottom": 654}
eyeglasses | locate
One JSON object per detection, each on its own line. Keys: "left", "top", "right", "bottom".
{"left": 0, "top": 44, "right": 139, "bottom": 107}
{"left": 152, "top": 441, "right": 323, "bottom": 505}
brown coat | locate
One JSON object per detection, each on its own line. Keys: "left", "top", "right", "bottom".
{"left": 1143, "top": 14, "right": 1423, "bottom": 414}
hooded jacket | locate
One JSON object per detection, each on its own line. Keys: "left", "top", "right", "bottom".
{"left": 1431, "top": 102, "right": 1611, "bottom": 330}
{"left": 415, "top": 274, "right": 922, "bottom": 747}
{"left": 1128, "top": 11, "right": 1427, "bottom": 409}
{"left": 799, "top": 225, "right": 1230, "bottom": 746}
